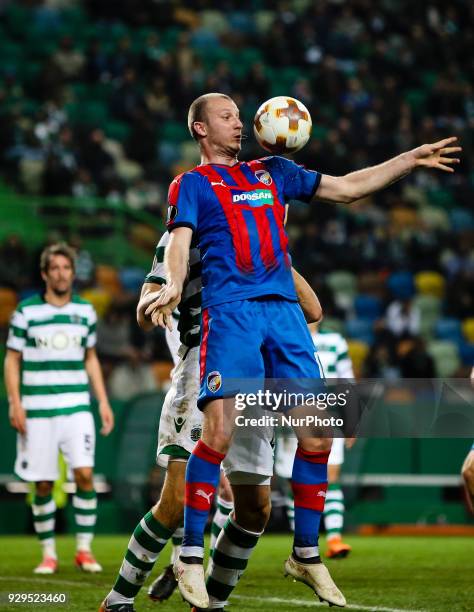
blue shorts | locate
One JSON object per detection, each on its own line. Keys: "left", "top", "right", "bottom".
{"left": 198, "top": 297, "right": 323, "bottom": 409}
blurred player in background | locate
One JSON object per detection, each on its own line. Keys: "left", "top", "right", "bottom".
{"left": 147, "top": 92, "right": 460, "bottom": 610}
{"left": 4, "top": 243, "right": 114, "bottom": 575}
{"left": 275, "top": 323, "right": 355, "bottom": 558}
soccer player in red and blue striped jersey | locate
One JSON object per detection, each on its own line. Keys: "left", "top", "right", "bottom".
{"left": 146, "top": 93, "right": 461, "bottom": 610}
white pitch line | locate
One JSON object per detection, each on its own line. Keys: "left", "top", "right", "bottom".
{"left": 232, "top": 594, "right": 425, "bottom": 612}
{"left": 0, "top": 576, "right": 98, "bottom": 588}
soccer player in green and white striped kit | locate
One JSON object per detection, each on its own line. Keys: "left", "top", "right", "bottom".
{"left": 275, "top": 323, "right": 355, "bottom": 558}
{"left": 5, "top": 243, "right": 114, "bottom": 574}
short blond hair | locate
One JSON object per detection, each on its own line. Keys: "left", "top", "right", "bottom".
{"left": 187, "top": 93, "right": 232, "bottom": 140}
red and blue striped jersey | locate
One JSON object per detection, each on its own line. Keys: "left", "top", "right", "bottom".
{"left": 166, "top": 155, "right": 321, "bottom": 308}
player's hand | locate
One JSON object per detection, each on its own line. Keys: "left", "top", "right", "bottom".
{"left": 144, "top": 283, "right": 182, "bottom": 330}
{"left": 412, "top": 136, "right": 461, "bottom": 172}
{"left": 9, "top": 403, "right": 27, "bottom": 435}
{"left": 99, "top": 400, "right": 114, "bottom": 436}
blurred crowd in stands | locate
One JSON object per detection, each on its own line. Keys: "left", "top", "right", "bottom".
{"left": 0, "top": 0, "right": 473, "bottom": 397}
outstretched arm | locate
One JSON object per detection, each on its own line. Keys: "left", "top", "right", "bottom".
{"left": 316, "top": 137, "right": 461, "bottom": 204}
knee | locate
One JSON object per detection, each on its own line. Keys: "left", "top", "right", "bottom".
{"left": 235, "top": 499, "right": 271, "bottom": 533}
{"left": 201, "top": 428, "right": 231, "bottom": 454}
{"left": 35, "top": 481, "right": 53, "bottom": 497}
{"left": 74, "top": 468, "right": 94, "bottom": 490}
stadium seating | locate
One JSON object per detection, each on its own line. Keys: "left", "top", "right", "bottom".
{"left": 387, "top": 271, "right": 415, "bottom": 300}
{"left": 119, "top": 267, "right": 147, "bottom": 293}
{"left": 426, "top": 340, "right": 460, "bottom": 378}
{"left": 347, "top": 340, "right": 370, "bottom": 377}
{"left": 412, "top": 295, "right": 442, "bottom": 339}
{"left": 414, "top": 272, "right": 445, "bottom": 298}
{"left": 0, "top": 288, "right": 17, "bottom": 325}
{"left": 79, "top": 288, "right": 112, "bottom": 318}
{"left": 345, "top": 318, "right": 374, "bottom": 345}
{"left": 326, "top": 271, "right": 357, "bottom": 310}
{"left": 354, "top": 295, "right": 383, "bottom": 321}
{"left": 462, "top": 318, "right": 474, "bottom": 343}
{"left": 434, "top": 318, "right": 463, "bottom": 343}
{"left": 95, "top": 265, "right": 122, "bottom": 296}
{"left": 458, "top": 341, "right": 474, "bottom": 367}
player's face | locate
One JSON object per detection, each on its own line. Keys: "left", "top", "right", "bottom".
{"left": 204, "top": 97, "right": 243, "bottom": 156}
{"left": 42, "top": 255, "right": 74, "bottom": 296}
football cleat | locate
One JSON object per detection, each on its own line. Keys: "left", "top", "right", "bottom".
{"left": 98, "top": 598, "right": 136, "bottom": 611}
{"left": 148, "top": 564, "right": 178, "bottom": 602}
{"left": 75, "top": 550, "right": 102, "bottom": 573}
{"left": 33, "top": 556, "right": 57, "bottom": 574}
{"left": 284, "top": 554, "right": 346, "bottom": 607}
{"left": 326, "top": 537, "right": 352, "bottom": 560}
{"left": 173, "top": 558, "right": 209, "bottom": 608}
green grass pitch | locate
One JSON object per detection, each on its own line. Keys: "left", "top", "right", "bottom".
{"left": 0, "top": 535, "right": 473, "bottom": 611}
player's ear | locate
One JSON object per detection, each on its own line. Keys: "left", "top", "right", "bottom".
{"left": 193, "top": 121, "right": 207, "bottom": 138}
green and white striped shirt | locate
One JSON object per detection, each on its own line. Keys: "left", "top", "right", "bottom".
{"left": 312, "top": 329, "right": 354, "bottom": 379}
{"left": 145, "top": 232, "right": 201, "bottom": 349}
{"left": 7, "top": 294, "right": 97, "bottom": 418}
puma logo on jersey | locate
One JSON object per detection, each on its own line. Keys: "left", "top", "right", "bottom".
{"left": 196, "top": 489, "right": 213, "bottom": 504}
{"left": 211, "top": 180, "right": 226, "bottom": 187}
{"left": 317, "top": 490, "right": 326, "bottom": 498}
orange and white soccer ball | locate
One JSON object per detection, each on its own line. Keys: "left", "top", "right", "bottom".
{"left": 253, "top": 96, "right": 312, "bottom": 155}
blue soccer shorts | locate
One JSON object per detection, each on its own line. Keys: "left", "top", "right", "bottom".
{"left": 198, "top": 297, "right": 323, "bottom": 409}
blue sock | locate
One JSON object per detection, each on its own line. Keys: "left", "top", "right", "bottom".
{"left": 291, "top": 446, "right": 329, "bottom": 563}
{"left": 181, "top": 440, "right": 225, "bottom": 561}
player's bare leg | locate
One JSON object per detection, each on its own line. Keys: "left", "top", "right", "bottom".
{"left": 461, "top": 448, "right": 474, "bottom": 514}
{"left": 33, "top": 480, "right": 58, "bottom": 574}
{"left": 325, "top": 463, "right": 351, "bottom": 559}
{"left": 100, "top": 461, "right": 186, "bottom": 612}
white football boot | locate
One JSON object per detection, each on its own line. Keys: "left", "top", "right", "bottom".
{"left": 284, "top": 554, "right": 346, "bottom": 607}
{"left": 174, "top": 558, "right": 209, "bottom": 608}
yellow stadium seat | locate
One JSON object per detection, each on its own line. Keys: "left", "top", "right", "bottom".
{"left": 0, "top": 287, "right": 18, "bottom": 325}
{"left": 414, "top": 271, "right": 445, "bottom": 298}
{"left": 152, "top": 361, "right": 174, "bottom": 387}
{"left": 390, "top": 207, "right": 419, "bottom": 231}
{"left": 95, "top": 265, "right": 121, "bottom": 296}
{"left": 79, "top": 288, "right": 112, "bottom": 318}
{"left": 347, "top": 340, "right": 370, "bottom": 378}
{"left": 462, "top": 318, "right": 474, "bottom": 343}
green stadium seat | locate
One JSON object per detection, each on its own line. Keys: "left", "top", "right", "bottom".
{"left": 426, "top": 340, "right": 460, "bottom": 378}
{"left": 413, "top": 294, "right": 442, "bottom": 339}
{"left": 104, "top": 121, "right": 131, "bottom": 143}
